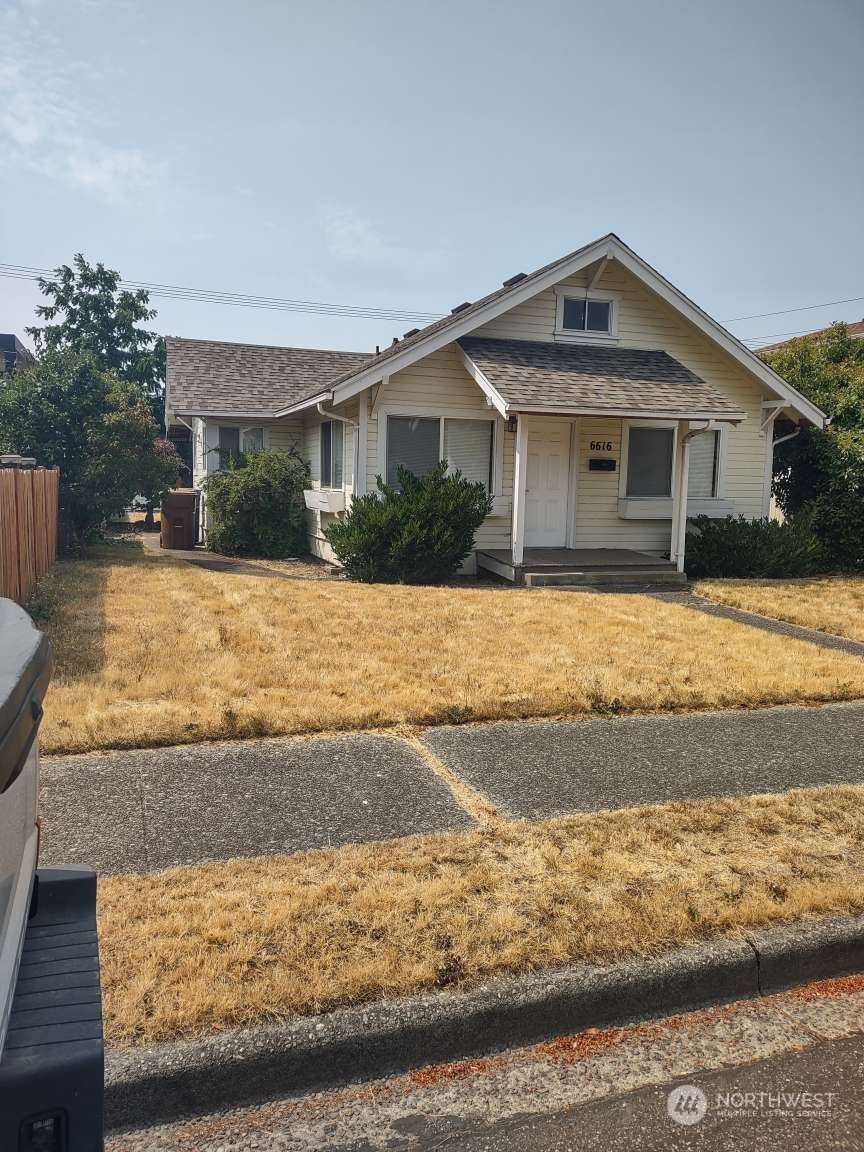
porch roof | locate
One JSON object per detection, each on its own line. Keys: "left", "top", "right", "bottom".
{"left": 458, "top": 337, "right": 746, "bottom": 420}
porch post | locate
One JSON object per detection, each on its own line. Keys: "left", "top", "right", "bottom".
{"left": 671, "top": 424, "right": 691, "bottom": 573}
{"left": 512, "top": 415, "right": 527, "bottom": 568}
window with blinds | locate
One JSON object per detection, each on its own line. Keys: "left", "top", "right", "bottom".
{"left": 687, "top": 430, "right": 719, "bottom": 498}
{"left": 626, "top": 426, "right": 674, "bottom": 497}
{"left": 443, "top": 419, "right": 493, "bottom": 491}
{"left": 385, "top": 416, "right": 439, "bottom": 487}
{"left": 385, "top": 415, "right": 495, "bottom": 492}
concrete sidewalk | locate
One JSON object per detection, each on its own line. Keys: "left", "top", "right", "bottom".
{"left": 40, "top": 701, "right": 864, "bottom": 874}
{"left": 39, "top": 734, "right": 472, "bottom": 874}
{"left": 422, "top": 701, "right": 864, "bottom": 821}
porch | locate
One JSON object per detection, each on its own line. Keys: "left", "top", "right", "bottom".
{"left": 476, "top": 547, "right": 687, "bottom": 588}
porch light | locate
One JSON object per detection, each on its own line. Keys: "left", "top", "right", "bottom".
{"left": 506, "top": 415, "right": 518, "bottom": 434}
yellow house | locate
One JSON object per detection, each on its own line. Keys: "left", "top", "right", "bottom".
{"left": 165, "top": 234, "right": 825, "bottom": 587}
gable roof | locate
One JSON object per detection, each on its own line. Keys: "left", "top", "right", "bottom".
{"left": 758, "top": 319, "right": 864, "bottom": 354}
{"left": 279, "top": 233, "right": 824, "bottom": 428}
{"left": 457, "top": 338, "right": 745, "bottom": 420}
{"left": 165, "top": 337, "right": 370, "bottom": 419}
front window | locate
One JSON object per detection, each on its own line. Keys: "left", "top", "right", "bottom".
{"left": 687, "top": 429, "right": 720, "bottom": 498}
{"left": 386, "top": 415, "right": 494, "bottom": 492}
{"left": 626, "top": 426, "right": 674, "bottom": 497}
{"left": 320, "top": 420, "right": 344, "bottom": 488}
{"left": 561, "top": 296, "right": 612, "bottom": 334}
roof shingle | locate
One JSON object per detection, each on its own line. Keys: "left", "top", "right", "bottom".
{"left": 165, "top": 337, "right": 371, "bottom": 417}
{"left": 458, "top": 337, "right": 745, "bottom": 417}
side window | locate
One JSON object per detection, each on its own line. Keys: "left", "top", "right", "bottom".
{"left": 320, "top": 420, "right": 344, "bottom": 488}
{"left": 217, "top": 426, "right": 240, "bottom": 469}
{"left": 241, "top": 426, "right": 263, "bottom": 454}
{"left": 687, "top": 430, "right": 720, "bottom": 498}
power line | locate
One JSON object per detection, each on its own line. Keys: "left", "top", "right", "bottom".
{"left": 0, "top": 263, "right": 443, "bottom": 325}
{"left": 2, "top": 258, "right": 862, "bottom": 331}
{"left": 726, "top": 295, "right": 864, "bottom": 323}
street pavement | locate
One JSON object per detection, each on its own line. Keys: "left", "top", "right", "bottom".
{"left": 105, "top": 973, "right": 864, "bottom": 1150}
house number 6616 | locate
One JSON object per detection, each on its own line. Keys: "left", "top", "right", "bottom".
{"left": 590, "top": 440, "right": 613, "bottom": 451}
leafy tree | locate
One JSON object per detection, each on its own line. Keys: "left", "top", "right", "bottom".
{"left": 762, "top": 322, "right": 864, "bottom": 569}
{"left": 26, "top": 253, "right": 166, "bottom": 426}
{"left": 0, "top": 351, "right": 180, "bottom": 552}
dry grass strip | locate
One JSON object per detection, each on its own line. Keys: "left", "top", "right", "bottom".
{"left": 34, "top": 545, "right": 864, "bottom": 756}
{"left": 99, "top": 784, "right": 864, "bottom": 1047}
{"left": 697, "top": 576, "right": 864, "bottom": 644}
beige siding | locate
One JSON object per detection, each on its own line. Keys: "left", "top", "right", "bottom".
{"left": 476, "top": 262, "right": 769, "bottom": 524}
{"left": 268, "top": 418, "right": 303, "bottom": 453}
{"left": 366, "top": 346, "right": 512, "bottom": 570}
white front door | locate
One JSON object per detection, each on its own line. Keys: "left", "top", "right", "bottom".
{"left": 524, "top": 420, "right": 571, "bottom": 547}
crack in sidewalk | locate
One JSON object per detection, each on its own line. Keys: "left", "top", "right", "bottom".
{"left": 399, "top": 729, "right": 505, "bottom": 827}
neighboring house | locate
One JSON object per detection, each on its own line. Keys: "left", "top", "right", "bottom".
{"left": 165, "top": 233, "right": 826, "bottom": 582}
{"left": 0, "top": 335, "right": 36, "bottom": 374}
{"left": 758, "top": 318, "right": 864, "bottom": 354}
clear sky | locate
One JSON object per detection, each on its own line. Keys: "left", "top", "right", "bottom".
{"left": 1, "top": 0, "right": 862, "bottom": 356}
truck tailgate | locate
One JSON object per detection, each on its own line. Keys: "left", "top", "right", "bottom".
{"left": 0, "top": 868, "right": 103, "bottom": 1150}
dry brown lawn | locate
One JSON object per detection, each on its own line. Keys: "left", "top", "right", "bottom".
{"left": 698, "top": 576, "right": 864, "bottom": 643}
{"left": 99, "top": 784, "right": 864, "bottom": 1046}
{"left": 35, "top": 542, "right": 864, "bottom": 756}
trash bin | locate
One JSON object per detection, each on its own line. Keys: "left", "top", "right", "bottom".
{"left": 160, "top": 489, "right": 199, "bottom": 550}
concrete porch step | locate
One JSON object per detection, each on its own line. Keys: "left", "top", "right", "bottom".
{"left": 524, "top": 568, "right": 688, "bottom": 589}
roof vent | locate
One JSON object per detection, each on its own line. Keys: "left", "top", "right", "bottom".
{"left": 502, "top": 272, "right": 527, "bottom": 287}
{"left": 403, "top": 328, "right": 420, "bottom": 338}
{"left": 391, "top": 337, "right": 399, "bottom": 346}
{"left": 451, "top": 301, "right": 472, "bottom": 314}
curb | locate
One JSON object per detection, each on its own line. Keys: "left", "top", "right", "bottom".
{"left": 104, "top": 911, "right": 864, "bottom": 1131}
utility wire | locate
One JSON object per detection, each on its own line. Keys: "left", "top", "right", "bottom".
{"left": 0, "top": 263, "right": 442, "bottom": 324}
{"left": 2, "top": 259, "right": 862, "bottom": 331}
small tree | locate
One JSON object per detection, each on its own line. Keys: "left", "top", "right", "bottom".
{"left": 762, "top": 323, "right": 864, "bottom": 570}
{"left": 203, "top": 450, "right": 309, "bottom": 557}
{"left": 0, "top": 350, "right": 181, "bottom": 552}
{"left": 325, "top": 463, "right": 492, "bottom": 583}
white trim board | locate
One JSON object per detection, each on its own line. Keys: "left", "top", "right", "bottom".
{"left": 277, "top": 234, "right": 825, "bottom": 428}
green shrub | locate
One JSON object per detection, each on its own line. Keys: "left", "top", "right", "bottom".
{"left": 203, "top": 450, "right": 309, "bottom": 558}
{"left": 324, "top": 462, "right": 492, "bottom": 583}
{"left": 684, "top": 514, "right": 823, "bottom": 579}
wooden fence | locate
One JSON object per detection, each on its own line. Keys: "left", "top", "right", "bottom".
{"left": 0, "top": 466, "right": 59, "bottom": 603}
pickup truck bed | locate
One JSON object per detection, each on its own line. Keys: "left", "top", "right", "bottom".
{"left": 0, "top": 867, "right": 103, "bottom": 1149}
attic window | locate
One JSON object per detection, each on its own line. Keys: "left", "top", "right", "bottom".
{"left": 563, "top": 298, "right": 610, "bottom": 333}
{"left": 555, "top": 289, "right": 618, "bottom": 341}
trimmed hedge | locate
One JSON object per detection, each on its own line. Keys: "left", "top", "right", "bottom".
{"left": 324, "top": 462, "right": 492, "bottom": 583}
{"left": 684, "top": 514, "right": 823, "bottom": 579}
{"left": 203, "top": 449, "right": 309, "bottom": 558}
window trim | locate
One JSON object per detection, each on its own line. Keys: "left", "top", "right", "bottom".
{"left": 319, "top": 418, "right": 345, "bottom": 491}
{"left": 618, "top": 420, "right": 678, "bottom": 500}
{"left": 554, "top": 287, "right": 620, "bottom": 343}
{"left": 378, "top": 404, "right": 504, "bottom": 496}
{"left": 686, "top": 426, "right": 726, "bottom": 500}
